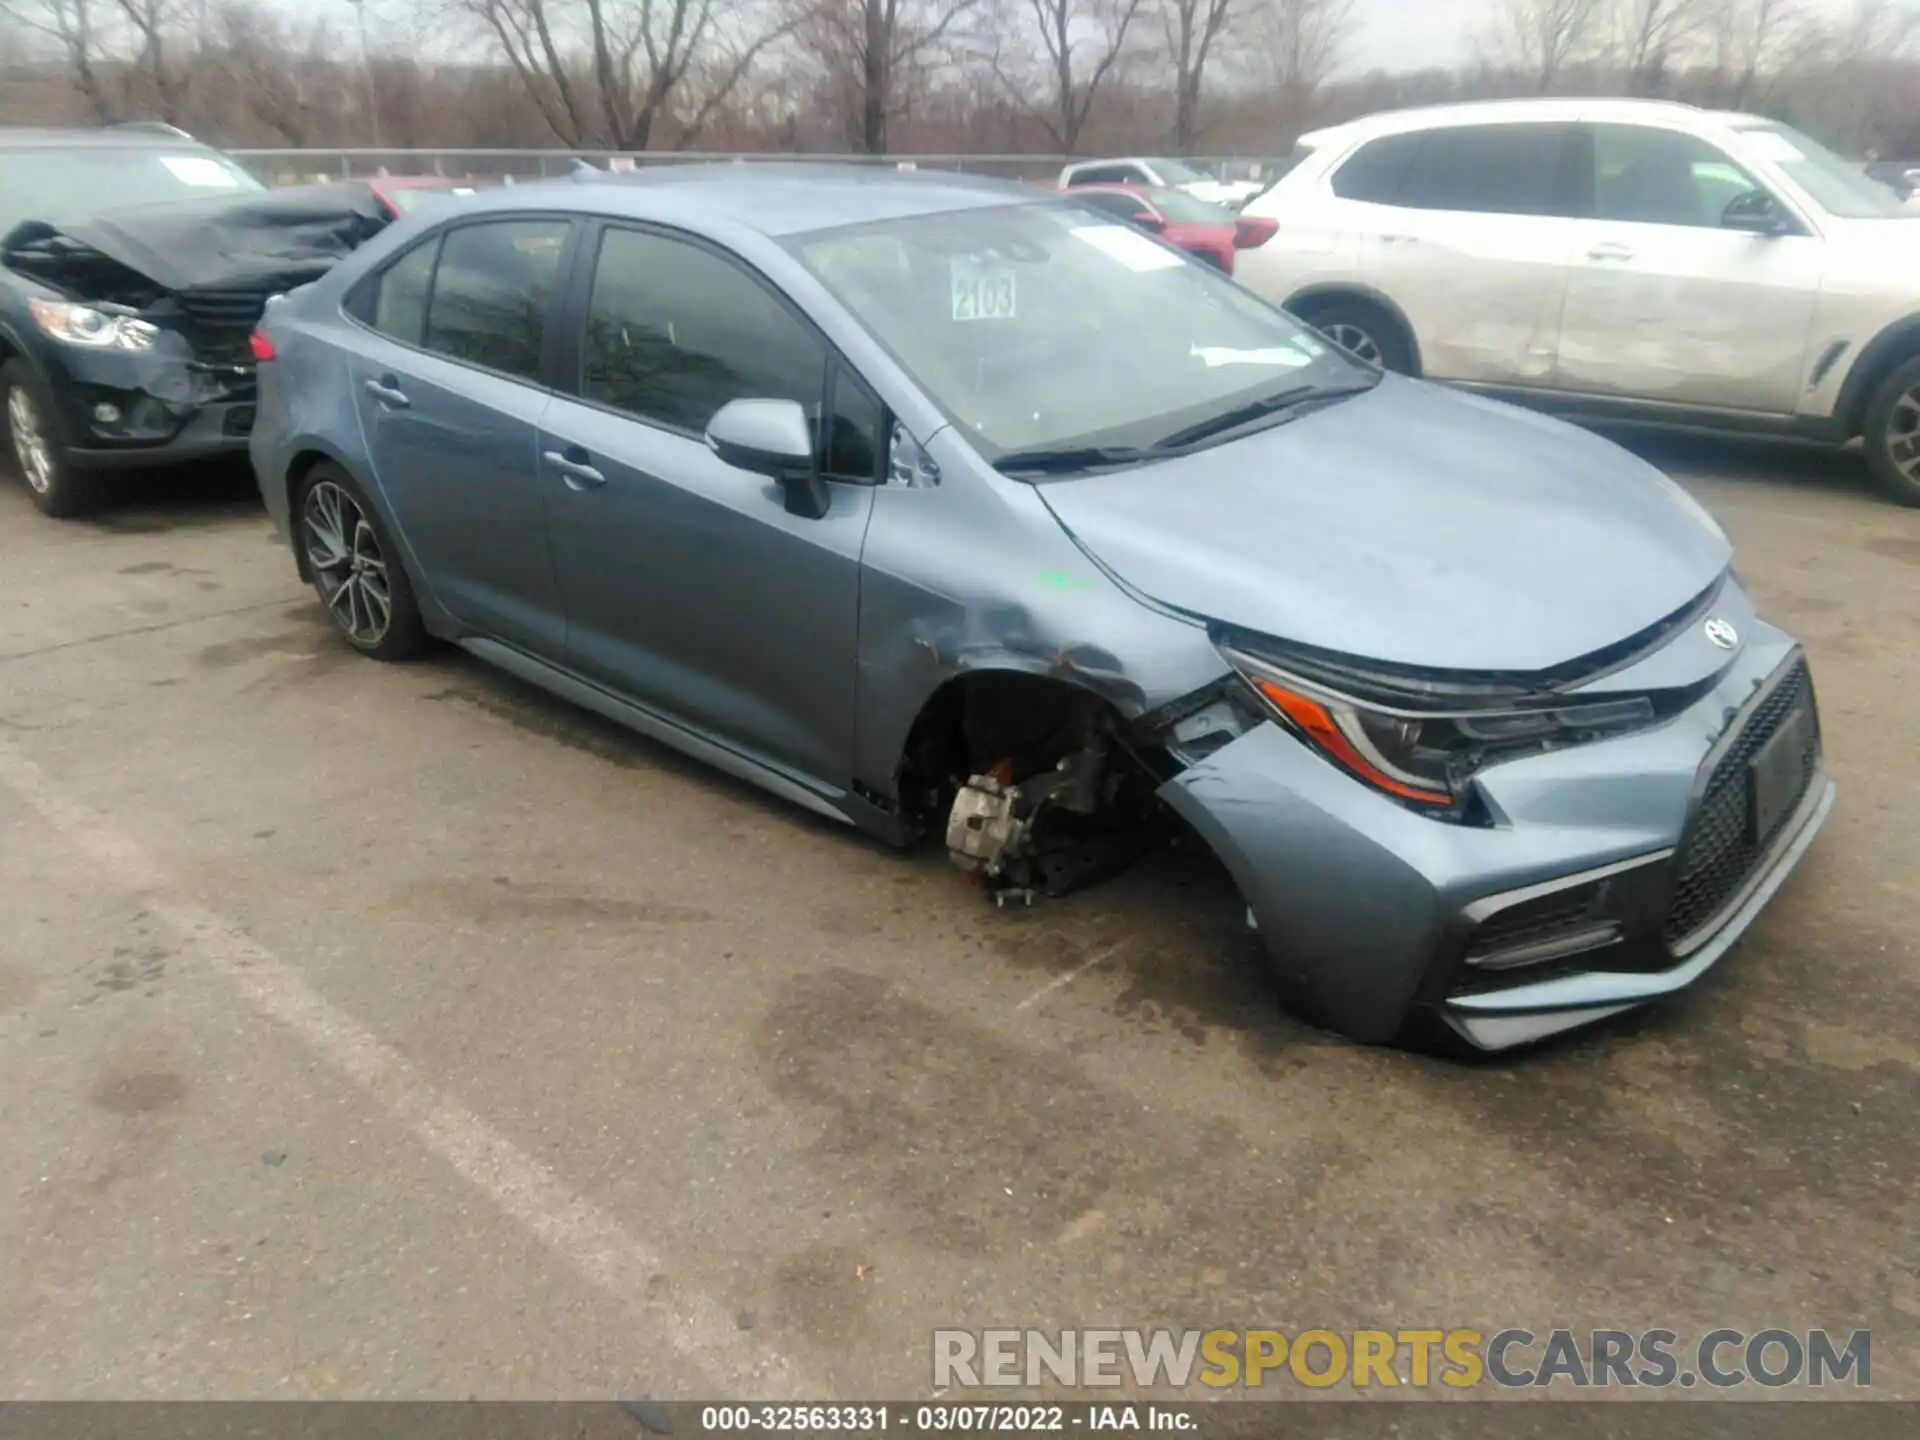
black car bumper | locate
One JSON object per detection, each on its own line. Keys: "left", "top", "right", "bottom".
{"left": 43, "top": 344, "right": 255, "bottom": 470}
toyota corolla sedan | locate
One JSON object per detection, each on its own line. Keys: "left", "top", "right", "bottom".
{"left": 250, "top": 165, "right": 1834, "bottom": 1052}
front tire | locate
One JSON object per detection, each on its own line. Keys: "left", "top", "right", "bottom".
{"left": 296, "top": 463, "right": 430, "bottom": 660}
{"left": 3, "top": 359, "right": 99, "bottom": 517}
{"left": 1862, "top": 354, "right": 1920, "bottom": 507}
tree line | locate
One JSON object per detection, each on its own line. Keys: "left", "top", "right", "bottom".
{"left": 0, "top": 0, "right": 1915, "bottom": 162}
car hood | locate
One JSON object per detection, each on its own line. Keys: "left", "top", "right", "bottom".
{"left": 1, "top": 181, "right": 390, "bottom": 301}
{"left": 1035, "top": 376, "right": 1733, "bottom": 673}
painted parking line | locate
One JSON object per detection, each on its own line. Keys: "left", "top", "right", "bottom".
{"left": 0, "top": 735, "right": 819, "bottom": 1400}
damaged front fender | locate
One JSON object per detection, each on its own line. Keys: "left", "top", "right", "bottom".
{"left": 852, "top": 427, "right": 1235, "bottom": 802}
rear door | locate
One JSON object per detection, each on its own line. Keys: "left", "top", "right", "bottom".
{"left": 1331, "top": 122, "right": 1582, "bottom": 387}
{"left": 1554, "top": 122, "right": 1825, "bottom": 413}
{"left": 346, "top": 215, "right": 573, "bottom": 654}
{"left": 535, "top": 222, "right": 882, "bottom": 786}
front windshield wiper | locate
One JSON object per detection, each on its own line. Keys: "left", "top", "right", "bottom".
{"left": 1150, "top": 379, "right": 1380, "bottom": 453}
{"left": 993, "top": 444, "right": 1155, "bottom": 477}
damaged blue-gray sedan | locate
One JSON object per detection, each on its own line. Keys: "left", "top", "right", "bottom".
{"left": 249, "top": 166, "right": 1835, "bottom": 1052}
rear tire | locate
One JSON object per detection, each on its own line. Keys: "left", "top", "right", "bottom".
{"left": 3, "top": 359, "right": 100, "bottom": 517}
{"left": 1861, "top": 354, "right": 1920, "bottom": 507}
{"left": 294, "top": 462, "right": 430, "bottom": 661}
{"left": 1290, "top": 297, "right": 1417, "bottom": 376}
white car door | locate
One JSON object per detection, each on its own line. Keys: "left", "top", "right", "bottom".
{"left": 1334, "top": 122, "right": 1582, "bottom": 387}
{"left": 1554, "top": 123, "right": 1826, "bottom": 414}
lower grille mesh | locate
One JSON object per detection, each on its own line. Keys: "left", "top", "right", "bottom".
{"left": 1663, "top": 660, "right": 1819, "bottom": 948}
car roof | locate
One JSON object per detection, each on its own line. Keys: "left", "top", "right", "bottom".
{"left": 0, "top": 126, "right": 215, "bottom": 151}
{"left": 1297, "top": 97, "right": 1768, "bottom": 149}
{"left": 468, "top": 163, "right": 1045, "bottom": 237}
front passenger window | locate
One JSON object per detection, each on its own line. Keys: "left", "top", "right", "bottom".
{"left": 582, "top": 227, "right": 828, "bottom": 435}
{"left": 1592, "top": 125, "right": 1769, "bottom": 229}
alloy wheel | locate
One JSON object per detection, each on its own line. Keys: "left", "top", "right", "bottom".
{"left": 7, "top": 386, "right": 53, "bottom": 495}
{"left": 1322, "top": 323, "right": 1384, "bottom": 367}
{"left": 303, "top": 480, "right": 393, "bottom": 647}
{"left": 1887, "top": 384, "right": 1920, "bottom": 484}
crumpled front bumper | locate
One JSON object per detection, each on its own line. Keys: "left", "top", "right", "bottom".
{"left": 1158, "top": 618, "right": 1833, "bottom": 1051}
{"left": 45, "top": 339, "right": 255, "bottom": 469}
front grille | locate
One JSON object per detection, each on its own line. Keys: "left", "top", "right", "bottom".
{"left": 177, "top": 289, "right": 272, "bottom": 367}
{"left": 178, "top": 289, "right": 272, "bottom": 330}
{"left": 1663, "top": 659, "right": 1820, "bottom": 949}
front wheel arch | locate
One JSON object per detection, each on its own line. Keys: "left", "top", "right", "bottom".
{"left": 1284, "top": 286, "right": 1422, "bottom": 376}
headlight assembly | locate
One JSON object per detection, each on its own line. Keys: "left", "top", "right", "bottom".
{"left": 28, "top": 298, "right": 159, "bottom": 352}
{"left": 1221, "top": 644, "right": 1657, "bottom": 818}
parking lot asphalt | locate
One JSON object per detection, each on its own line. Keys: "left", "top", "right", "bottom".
{"left": 0, "top": 442, "right": 1914, "bottom": 1413}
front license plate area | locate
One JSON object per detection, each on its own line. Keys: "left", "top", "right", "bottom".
{"left": 1749, "top": 706, "right": 1813, "bottom": 844}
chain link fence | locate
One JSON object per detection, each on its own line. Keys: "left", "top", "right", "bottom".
{"left": 227, "top": 149, "right": 1281, "bottom": 188}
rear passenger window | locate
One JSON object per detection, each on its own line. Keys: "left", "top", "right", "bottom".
{"left": 1401, "top": 124, "right": 1579, "bottom": 217}
{"left": 582, "top": 227, "right": 827, "bottom": 434}
{"left": 422, "top": 219, "right": 569, "bottom": 382}
{"left": 369, "top": 237, "right": 437, "bottom": 346}
{"left": 1330, "top": 134, "right": 1425, "bottom": 203}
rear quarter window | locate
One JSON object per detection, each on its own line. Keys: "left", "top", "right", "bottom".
{"left": 1329, "top": 133, "right": 1426, "bottom": 203}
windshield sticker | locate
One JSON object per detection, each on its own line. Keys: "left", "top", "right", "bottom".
{"left": 951, "top": 259, "right": 1017, "bottom": 321}
{"left": 1189, "top": 343, "right": 1315, "bottom": 369}
{"left": 160, "top": 155, "right": 243, "bottom": 188}
{"left": 1741, "top": 131, "right": 1806, "bottom": 165}
{"left": 1070, "top": 224, "right": 1183, "bottom": 273}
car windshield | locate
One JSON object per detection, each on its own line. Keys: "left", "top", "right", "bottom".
{"left": 1149, "top": 158, "right": 1211, "bottom": 185}
{"left": 789, "top": 202, "right": 1366, "bottom": 465}
{"left": 1734, "top": 122, "right": 1910, "bottom": 218}
{"left": 0, "top": 147, "right": 262, "bottom": 232}
{"left": 1140, "top": 188, "right": 1236, "bottom": 224}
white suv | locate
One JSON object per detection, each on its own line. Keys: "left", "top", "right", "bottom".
{"left": 1236, "top": 98, "right": 1920, "bottom": 505}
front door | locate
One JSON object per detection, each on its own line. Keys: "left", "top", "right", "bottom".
{"left": 538, "top": 224, "right": 884, "bottom": 787}
{"left": 1555, "top": 123, "right": 1825, "bottom": 414}
{"left": 348, "top": 216, "right": 573, "bottom": 654}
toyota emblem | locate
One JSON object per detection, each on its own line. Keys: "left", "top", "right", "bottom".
{"left": 1704, "top": 618, "right": 1739, "bottom": 650}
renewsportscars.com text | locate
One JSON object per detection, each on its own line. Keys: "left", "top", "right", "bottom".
{"left": 932, "top": 1327, "right": 1871, "bottom": 1391}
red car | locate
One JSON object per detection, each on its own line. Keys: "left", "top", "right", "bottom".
{"left": 1060, "top": 183, "right": 1278, "bottom": 276}
{"left": 365, "top": 175, "right": 480, "bottom": 219}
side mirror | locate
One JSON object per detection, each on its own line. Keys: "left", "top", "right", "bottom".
{"left": 1131, "top": 212, "right": 1166, "bottom": 233}
{"left": 1722, "top": 189, "right": 1787, "bottom": 235}
{"left": 705, "top": 398, "right": 829, "bottom": 518}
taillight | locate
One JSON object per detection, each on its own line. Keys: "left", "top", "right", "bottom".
{"left": 1233, "top": 216, "right": 1279, "bottom": 250}
{"left": 249, "top": 330, "right": 277, "bottom": 362}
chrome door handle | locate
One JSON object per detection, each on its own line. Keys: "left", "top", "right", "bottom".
{"left": 1586, "top": 243, "right": 1635, "bottom": 262}
{"left": 542, "top": 450, "right": 606, "bottom": 490}
{"left": 363, "top": 377, "right": 410, "bottom": 407}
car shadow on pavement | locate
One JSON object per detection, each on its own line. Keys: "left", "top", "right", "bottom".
{"left": 68, "top": 456, "right": 262, "bottom": 535}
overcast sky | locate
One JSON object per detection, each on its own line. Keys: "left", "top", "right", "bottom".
{"left": 1344, "top": 0, "right": 1862, "bottom": 74}
{"left": 1348, "top": 0, "right": 1487, "bottom": 72}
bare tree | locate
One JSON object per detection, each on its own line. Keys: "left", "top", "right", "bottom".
{"left": 2, "top": 0, "right": 123, "bottom": 119}
{"left": 1160, "top": 0, "right": 1232, "bottom": 153}
{"left": 1484, "top": 0, "right": 1603, "bottom": 91}
{"left": 1250, "top": 0, "right": 1358, "bottom": 136}
{"left": 1702, "top": 0, "right": 1801, "bottom": 104}
{"left": 1000, "top": 0, "right": 1145, "bottom": 154}
{"left": 1610, "top": 0, "right": 1707, "bottom": 93}
{"left": 113, "top": 0, "right": 191, "bottom": 119}
{"left": 800, "top": 0, "right": 985, "bottom": 153}
{"left": 463, "top": 0, "right": 792, "bottom": 149}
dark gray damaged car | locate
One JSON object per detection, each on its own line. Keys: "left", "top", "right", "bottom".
{"left": 250, "top": 166, "right": 1835, "bottom": 1052}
